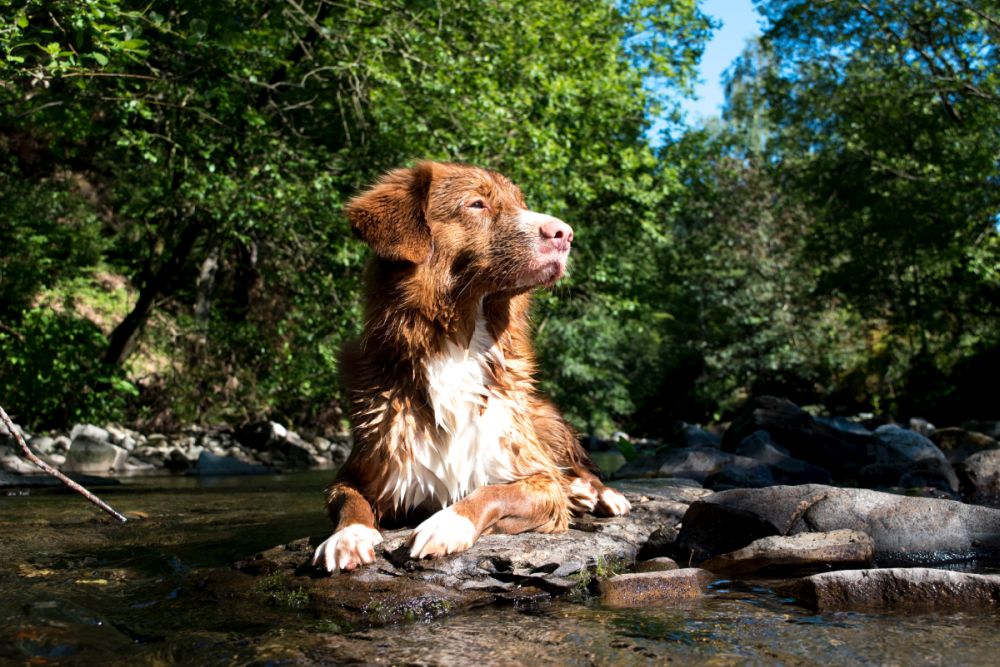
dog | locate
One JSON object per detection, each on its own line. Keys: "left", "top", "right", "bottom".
{"left": 313, "top": 162, "right": 630, "bottom": 573}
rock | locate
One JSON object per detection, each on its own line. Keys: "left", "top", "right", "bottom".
{"left": 190, "top": 451, "right": 274, "bottom": 476}
{"left": 702, "top": 530, "right": 874, "bottom": 575}
{"left": 29, "top": 436, "right": 57, "bottom": 455}
{"left": 633, "top": 557, "right": 679, "bottom": 573}
{"left": 872, "top": 424, "right": 959, "bottom": 493}
{"left": 598, "top": 569, "right": 713, "bottom": 607}
{"left": 958, "top": 449, "right": 1000, "bottom": 507}
{"left": 69, "top": 424, "right": 111, "bottom": 445}
{"left": 813, "top": 416, "right": 873, "bottom": 436}
{"left": 235, "top": 421, "right": 289, "bottom": 451}
{"left": 164, "top": 448, "right": 192, "bottom": 472}
{"left": 734, "top": 431, "right": 833, "bottom": 485}
{"left": 932, "top": 427, "right": 997, "bottom": 464}
{"left": 614, "top": 446, "right": 731, "bottom": 482}
{"left": 721, "top": 396, "right": 872, "bottom": 479}
{"left": 63, "top": 436, "right": 129, "bottom": 474}
{"left": 908, "top": 417, "right": 936, "bottom": 437}
{"left": 674, "top": 484, "right": 1000, "bottom": 564}
{"left": 668, "top": 422, "right": 722, "bottom": 449}
{"left": 963, "top": 420, "right": 1000, "bottom": 440}
{"left": 703, "top": 456, "right": 774, "bottom": 490}
{"left": 215, "top": 490, "right": 691, "bottom": 627}
{"left": 787, "top": 568, "right": 1000, "bottom": 611}
{"left": 1, "top": 454, "right": 41, "bottom": 474}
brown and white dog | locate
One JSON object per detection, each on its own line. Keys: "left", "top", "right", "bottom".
{"left": 313, "top": 161, "right": 630, "bottom": 573}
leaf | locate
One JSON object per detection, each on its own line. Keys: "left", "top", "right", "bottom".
{"left": 89, "top": 52, "right": 109, "bottom": 66}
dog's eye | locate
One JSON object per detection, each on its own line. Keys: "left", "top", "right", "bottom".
{"left": 467, "top": 200, "right": 486, "bottom": 210}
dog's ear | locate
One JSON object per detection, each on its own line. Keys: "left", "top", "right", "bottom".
{"left": 346, "top": 163, "right": 434, "bottom": 264}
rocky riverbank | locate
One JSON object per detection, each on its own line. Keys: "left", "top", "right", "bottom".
{"left": 6, "top": 394, "right": 1000, "bottom": 621}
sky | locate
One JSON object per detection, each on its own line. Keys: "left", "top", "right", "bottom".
{"left": 681, "top": 0, "right": 764, "bottom": 122}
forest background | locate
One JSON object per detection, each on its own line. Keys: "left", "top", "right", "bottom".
{"left": 1, "top": 0, "right": 998, "bottom": 438}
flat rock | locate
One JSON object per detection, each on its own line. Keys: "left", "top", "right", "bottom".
{"left": 787, "top": 568, "right": 1000, "bottom": 610}
{"left": 675, "top": 484, "right": 1000, "bottom": 564}
{"left": 598, "top": 568, "right": 713, "bottom": 607}
{"left": 702, "top": 529, "right": 874, "bottom": 575}
{"left": 216, "top": 491, "right": 690, "bottom": 627}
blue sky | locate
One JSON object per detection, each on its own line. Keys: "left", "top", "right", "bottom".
{"left": 681, "top": 0, "right": 764, "bottom": 122}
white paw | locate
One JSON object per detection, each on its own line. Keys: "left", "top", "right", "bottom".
{"left": 408, "top": 508, "right": 477, "bottom": 559}
{"left": 568, "top": 477, "right": 598, "bottom": 513}
{"left": 598, "top": 488, "right": 631, "bottom": 516}
{"left": 311, "top": 524, "right": 383, "bottom": 574}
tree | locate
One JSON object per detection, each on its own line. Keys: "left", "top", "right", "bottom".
{"left": 0, "top": 1, "right": 713, "bottom": 431}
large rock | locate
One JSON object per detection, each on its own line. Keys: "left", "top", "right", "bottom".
{"left": 674, "top": 484, "right": 1000, "bottom": 564}
{"left": 702, "top": 530, "right": 874, "bottom": 575}
{"left": 212, "top": 490, "right": 695, "bottom": 627}
{"left": 598, "top": 569, "right": 713, "bottom": 607}
{"left": 62, "top": 428, "right": 129, "bottom": 474}
{"left": 721, "top": 396, "right": 873, "bottom": 478}
{"left": 958, "top": 449, "right": 1000, "bottom": 507}
{"left": 613, "top": 447, "right": 771, "bottom": 489}
{"left": 787, "top": 568, "right": 1000, "bottom": 611}
{"left": 871, "top": 424, "right": 959, "bottom": 493}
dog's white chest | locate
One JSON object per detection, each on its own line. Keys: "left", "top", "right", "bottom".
{"left": 384, "top": 315, "right": 517, "bottom": 511}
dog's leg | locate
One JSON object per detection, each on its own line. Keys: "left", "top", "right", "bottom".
{"left": 312, "top": 482, "right": 383, "bottom": 573}
{"left": 407, "top": 473, "right": 569, "bottom": 559}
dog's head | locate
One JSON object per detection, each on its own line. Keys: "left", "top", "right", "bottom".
{"left": 346, "top": 162, "right": 573, "bottom": 295}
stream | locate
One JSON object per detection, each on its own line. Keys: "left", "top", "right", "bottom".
{"left": 3, "top": 471, "right": 999, "bottom": 665}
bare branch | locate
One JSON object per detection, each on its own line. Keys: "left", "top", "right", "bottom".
{"left": 0, "top": 404, "right": 128, "bottom": 524}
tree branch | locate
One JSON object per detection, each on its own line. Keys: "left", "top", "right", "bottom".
{"left": 0, "top": 404, "right": 128, "bottom": 524}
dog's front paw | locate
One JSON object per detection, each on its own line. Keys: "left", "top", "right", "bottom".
{"left": 408, "top": 508, "right": 477, "bottom": 559}
{"left": 596, "top": 487, "right": 631, "bottom": 517}
{"left": 312, "top": 524, "right": 383, "bottom": 573}
{"left": 568, "top": 476, "right": 598, "bottom": 513}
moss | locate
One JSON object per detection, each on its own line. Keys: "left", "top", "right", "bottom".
{"left": 254, "top": 573, "right": 310, "bottom": 610}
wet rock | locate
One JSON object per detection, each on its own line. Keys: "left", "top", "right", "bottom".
{"left": 871, "top": 424, "right": 958, "bottom": 493}
{"left": 614, "top": 446, "right": 731, "bottom": 482}
{"left": 674, "top": 484, "right": 1000, "bottom": 564}
{"left": 63, "top": 434, "right": 129, "bottom": 474}
{"left": 190, "top": 451, "right": 274, "bottom": 476}
{"left": 598, "top": 568, "right": 713, "bottom": 607}
{"left": 958, "top": 449, "right": 1000, "bottom": 507}
{"left": 634, "top": 557, "right": 679, "bottom": 573}
{"left": 734, "top": 431, "right": 832, "bottom": 485}
{"left": 222, "top": 491, "right": 689, "bottom": 627}
{"left": 721, "top": 396, "right": 872, "bottom": 478}
{"left": 787, "top": 568, "right": 1000, "bottom": 611}
{"left": 702, "top": 530, "right": 874, "bottom": 576}
{"left": 932, "top": 427, "right": 997, "bottom": 464}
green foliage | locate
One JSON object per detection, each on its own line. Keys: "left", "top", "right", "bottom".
{"left": 0, "top": 309, "right": 136, "bottom": 429}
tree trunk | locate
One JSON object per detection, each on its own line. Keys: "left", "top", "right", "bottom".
{"left": 102, "top": 221, "right": 203, "bottom": 367}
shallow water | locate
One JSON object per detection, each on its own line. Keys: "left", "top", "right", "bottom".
{"left": 3, "top": 471, "right": 999, "bottom": 665}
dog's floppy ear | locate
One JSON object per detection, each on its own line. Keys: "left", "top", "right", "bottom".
{"left": 346, "top": 162, "right": 434, "bottom": 264}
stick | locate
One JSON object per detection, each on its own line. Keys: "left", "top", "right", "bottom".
{"left": 0, "top": 404, "right": 128, "bottom": 524}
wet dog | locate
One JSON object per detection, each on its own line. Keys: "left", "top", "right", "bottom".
{"left": 313, "top": 162, "right": 629, "bottom": 573}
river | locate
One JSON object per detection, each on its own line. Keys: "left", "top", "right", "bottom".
{"left": 2, "top": 471, "right": 998, "bottom": 665}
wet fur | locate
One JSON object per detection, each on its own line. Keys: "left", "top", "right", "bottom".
{"left": 314, "top": 161, "right": 628, "bottom": 572}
